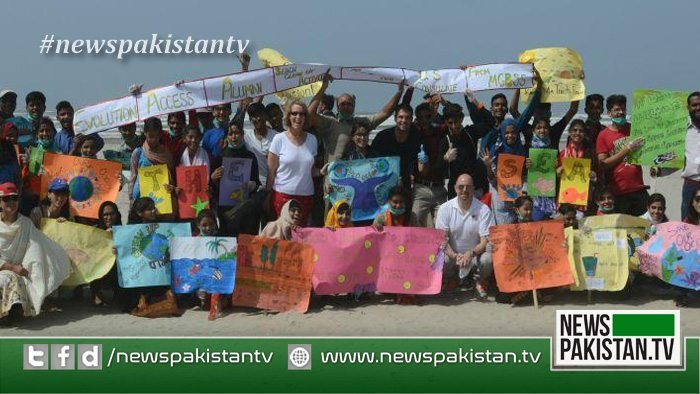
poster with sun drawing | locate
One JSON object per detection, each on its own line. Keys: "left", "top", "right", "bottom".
{"left": 139, "top": 164, "right": 173, "bottom": 214}
{"left": 327, "top": 157, "right": 400, "bottom": 222}
{"left": 40, "top": 152, "right": 122, "bottom": 219}
{"left": 491, "top": 221, "right": 573, "bottom": 292}
{"left": 170, "top": 236, "right": 237, "bottom": 294}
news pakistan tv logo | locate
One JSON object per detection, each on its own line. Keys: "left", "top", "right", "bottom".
{"left": 23, "top": 344, "right": 102, "bottom": 370}
{"left": 554, "top": 310, "right": 682, "bottom": 368}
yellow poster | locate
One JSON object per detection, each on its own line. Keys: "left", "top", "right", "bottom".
{"left": 257, "top": 48, "right": 322, "bottom": 101}
{"left": 138, "top": 164, "right": 173, "bottom": 214}
{"left": 568, "top": 227, "right": 629, "bottom": 291}
{"left": 519, "top": 47, "right": 585, "bottom": 103}
{"left": 558, "top": 158, "right": 590, "bottom": 206}
{"left": 579, "top": 214, "right": 651, "bottom": 271}
{"left": 40, "top": 219, "right": 116, "bottom": 286}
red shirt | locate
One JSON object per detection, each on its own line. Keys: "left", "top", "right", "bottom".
{"left": 595, "top": 124, "right": 644, "bottom": 195}
{"left": 160, "top": 130, "right": 187, "bottom": 162}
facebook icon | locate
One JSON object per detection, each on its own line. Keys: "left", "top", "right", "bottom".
{"left": 50, "top": 344, "right": 75, "bottom": 370}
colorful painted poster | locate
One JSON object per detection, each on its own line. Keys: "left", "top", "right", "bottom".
{"left": 176, "top": 165, "right": 209, "bottom": 219}
{"left": 519, "top": 47, "right": 585, "bottom": 103}
{"left": 40, "top": 153, "right": 122, "bottom": 219}
{"left": 526, "top": 148, "right": 557, "bottom": 197}
{"left": 232, "top": 234, "right": 315, "bottom": 313}
{"left": 327, "top": 157, "right": 400, "bottom": 222}
{"left": 558, "top": 157, "right": 591, "bottom": 206}
{"left": 103, "top": 149, "right": 132, "bottom": 171}
{"left": 629, "top": 89, "right": 688, "bottom": 169}
{"left": 136, "top": 82, "right": 208, "bottom": 119}
{"left": 139, "top": 164, "right": 173, "bottom": 215}
{"left": 113, "top": 223, "right": 191, "bottom": 288}
{"left": 170, "top": 237, "right": 237, "bottom": 294}
{"left": 464, "top": 63, "right": 534, "bottom": 91}
{"left": 580, "top": 214, "right": 654, "bottom": 272}
{"left": 293, "top": 226, "right": 445, "bottom": 295}
{"left": 28, "top": 147, "right": 44, "bottom": 175}
{"left": 567, "top": 227, "right": 629, "bottom": 291}
{"left": 638, "top": 222, "right": 700, "bottom": 290}
{"left": 40, "top": 219, "right": 115, "bottom": 287}
{"left": 219, "top": 157, "right": 252, "bottom": 207}
{"left": 491, "top": 222, "right": 573, "bottom": 292}
{"left": 496, "top": 153, "right": 525, "bottom": 202}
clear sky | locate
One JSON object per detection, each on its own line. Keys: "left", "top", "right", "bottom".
{"left": 2, "top": 0, "right": 696, "bottom": 114}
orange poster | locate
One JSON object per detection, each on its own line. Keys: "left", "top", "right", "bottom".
{"left": 496, "top": 153, "right": 525, "bottom": 202}
{"left": 232, "top": 234, "right": 315, "bottom": 313}
{"left": 491, "top": 221, "right": 574, "bottom": 292}
{"left": 40, "top": 152, "right": 122, "bottom": 219}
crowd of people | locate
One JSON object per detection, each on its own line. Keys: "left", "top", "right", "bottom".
{"left": 1, "top": 55, "right": 699, "bottom": 323}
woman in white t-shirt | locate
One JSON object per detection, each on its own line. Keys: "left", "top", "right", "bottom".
{"left": 266, "top": 101, "right": 317, "bottom": 224}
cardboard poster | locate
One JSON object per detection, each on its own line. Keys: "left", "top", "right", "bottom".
{"left": 527, "top": 148, "right": 557, "bottom": 197}
{"left": 567, "top": 227, "right": 629, "bottom": 291}
{"left": 629, "top": 89, "right": 688, "bottom": 169}
{"left": 136, "top": 81, "right": 208, "bottom": 119}
{"left": 219, "top": 157, "right": 252, "bottom": 207}
{"left": 41, "top": 152, "right": 122, "bottom": 219}
{"left": 558, "top": 157, "right": 591, "bottom": 206}
{"left": 464, "top": 63, "right": 534, "bottom": 91}
{"left": 496, "top": 153, "right": 525, "bottom": 202}
{"left": 170, "top": 237, "right": 237, "bottom": 294}
{"left": 113, "top": 223, "right": 192, "bottom": 288}
{"left": 176, "top": 165, "right": 209, "bottom": 219}
{"left": 40, "top": 219, "right": 115, "bottom": 287}
{"left": 519, "top": 47, "right": 586, "bottom": 103}
{"left": 328, "top": 157, "right": 400, "bottom": 222}
{"left": 232, "top": 235, "right": 315, "bottom": 313}
{"left": 139, "top": 164, "right": 173, "bottom": 215}
{"left": 491, "top": 222, "right": 573, "bottom": 292}
{"left": 293, "top": 226, "right": 445, "bottom": 295}
{"left": 638, "top": 222, "right": 700, "bottom": 290}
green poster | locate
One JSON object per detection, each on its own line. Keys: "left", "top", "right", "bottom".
{"left": 28, "top": 146, "right": 44, "bottom": 175}
{"left": 526, "top": 148, "right": 557, "bottom": 197}
{"left": 630, "top": 89, "right": 687, "bottom": 168}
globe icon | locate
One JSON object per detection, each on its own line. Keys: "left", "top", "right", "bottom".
{"left": 289, "top": 347, "right": 310, "bottom": 368}
{"left": 69, "top": 176, "right": 94, "bottom": 202}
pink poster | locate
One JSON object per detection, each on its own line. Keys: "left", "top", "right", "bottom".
{"left": 638, "top": 222, "right": 700, "bottom": 290}
{"left": 293, "top": 226, "right": 445, "bottom": 295}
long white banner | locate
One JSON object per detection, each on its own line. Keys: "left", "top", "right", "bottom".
{"left": 74, "top": 63, "right": 533, "bottom": 135}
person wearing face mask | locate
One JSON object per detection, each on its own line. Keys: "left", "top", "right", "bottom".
{"left": 596, "top": 94, "right": 648, "bottom": 216}
{"left": 594, "top": 187, "right": 617, "bottom": 216}
{"left": 210, "top": 122, "right": 261, "bottom": 236}
{"left": 54, "top": 101, "right": 104, "bottom": 154}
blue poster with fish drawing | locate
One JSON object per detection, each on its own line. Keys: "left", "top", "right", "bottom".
{"left": 170, "top": 237, "right": 237, "bottom": 294}
{"left": 113, "top": 223, "right": 192, "bottom": 288}
{"left": 328, "top": 157, "right": 400, "bottom": 222}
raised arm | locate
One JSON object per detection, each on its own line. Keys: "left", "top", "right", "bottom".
{"left": 509, "top": 89, "right": 521, "bottom": 119}
{"left": 371, "top": 83, "right": 405, "bottom": 126}
{"left": 308, "top": 72, "right": 332, "bottom": 128}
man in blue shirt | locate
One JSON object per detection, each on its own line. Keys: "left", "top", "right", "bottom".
{"left": 53, "top": 100, "right": 104, "bottom": 154}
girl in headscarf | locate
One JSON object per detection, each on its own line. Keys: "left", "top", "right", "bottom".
{"left": 558, "top": 119, "right": 598, "bottom": 216}
{"left": 325, "top": 200, "right": 353, "bottom": 229}
{"left": 260, "top": 199, "right": 303, "bottom": 241}
{"left": 482, "top": 118, "right": 527, "bottom": 224}
{"left": 527, "top": 116, "right": 557, "bottom": 221}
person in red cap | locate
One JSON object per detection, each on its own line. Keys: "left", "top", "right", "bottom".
{"left": 0, "top": 182, "right": 71, "bottom": 323}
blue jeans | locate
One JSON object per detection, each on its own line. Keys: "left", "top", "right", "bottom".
{"left": 682, "top": 180, "right": 698, "bottom": 221}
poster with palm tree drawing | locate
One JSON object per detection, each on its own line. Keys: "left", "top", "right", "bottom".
{"left": 170, "top": 236, "right": 237, "bottom": 294}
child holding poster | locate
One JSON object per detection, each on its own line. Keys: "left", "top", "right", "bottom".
{"left": 482, "top": 119, "right": 528, "bottom": 225}
{"left": 595, "top": 187, "right": 617, "bottom": 216}
{"left": 528, "top": 117, "right": 557, "bottom": 221}
{"left": 129, "top": 118, "right": 176, "bottom": 216}
{"left": 90, "top": 201, "right": 122, "bottom": 307}
{"left": 29, "top": 178, "right": 71, "bottom": 228}
{"left": 558, "top": 119, "right": 598, "bottom": 215}
{"left": 193, "top": 209, "right": 229, "bottom": 320}
{"left": 260, "top": 199, "right": 303, "bottom": 241}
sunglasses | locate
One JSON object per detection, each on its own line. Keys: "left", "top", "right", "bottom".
{"left": 290, "top": 111, "right": 306, "bottom": 116}
{"left": 1, "top": 195, "right": 19, "bottom": 202}
{"left": 456, "top": 185, "right": 475, "bottom": 190}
